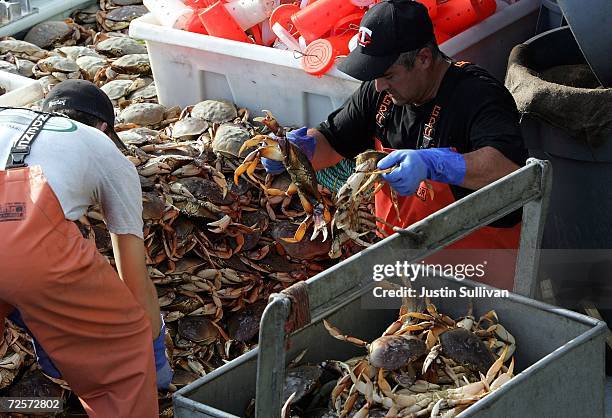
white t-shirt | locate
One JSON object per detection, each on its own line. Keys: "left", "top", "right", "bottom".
{"left": 0, "top": 108, "right": 144, "bottom": 239}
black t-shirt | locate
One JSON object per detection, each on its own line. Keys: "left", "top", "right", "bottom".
{"left": 317, "top": 62, "right": 527, "bottom": 227}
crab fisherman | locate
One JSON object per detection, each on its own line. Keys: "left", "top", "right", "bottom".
{"left": 0, "top": 80, "right": 170, "bottom": 417}
{"left": 263, "top": 0, "right": 527, "bottom": 290}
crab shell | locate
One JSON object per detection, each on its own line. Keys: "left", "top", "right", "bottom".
{"left": 110, "top": 53, "right": 150, "bottom": 75}
{"left": 56, "top": 45, "right": 104, "bottom": 61}
{"left": 128, "top": 82, "right": 158, "bottom": 101}
{"left": 101, "top": 79, "right": 136, "bottom": 101}
{"left": 368, "top": 335, "right": 427, "bottom": 370}
{"left": 97, "top": 5, "right": 148, "bottom": 31}
{"left": 0, "top": 61, "right": 18, "bottom": 75}
{"left": 191, "top": 100, "right": 238, "bottom": 123}
{"left": 211, "top": 124, "right": 250, "bottom": 158}
{"left": 117, "top": 102, "right": 167, "bottom": 127}
{"left": 24, "top": 21, "right": 79, "bottom": 49}
{"left": 0, "top": 40, "right": 48, "bottom": 61}
{"left": 119, "top": 127, "right": 160, "bottom": 146}
{"left": 7, "top": 369, "right": 64, "bottom": 398}
{"left": 172, "top": 369, "right": 201, "bottom": 388}
{"left": 76, "top": 55, "right": 107, "bottom": 80}
{"left": 271, "top": 221, "right": 332, "bottom": 260}
{"left": 171, "top": 177, "right": 233, "bottom": 205}
{"left": 95, "top": 36, "right": 147, "bottom": 57}
{"left": 170, "top": 117, "right": 209, "bottom": 140}
{"left": 282, "top": 365, "right": 323, "bottom": 405}
{"left": 32, "top": 56, "right": 81, "bottom": 80}
{"left": 100, "top": 0, "right": 144, "bottom": 11}
{"left": 439, "top": 327, "right": 496, "bottom": 374}
{"left": 177, "top": 316, "right": 219, "bottom": 344}
{"left": 227, "top": 300, "right": 267, "bottom": 342}
{"left": 71, "top": 4, "right": 100, "bottom": 24}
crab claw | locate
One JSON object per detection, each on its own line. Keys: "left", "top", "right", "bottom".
{"left": 238, "top": 139, "right": 261, "bottom": 156}
{"left": 310, "top": 204, "right": 329, "bottom": 242}
{"left": 281, "top": 215, "right": 312, "bottom": 243}
{"left": 258, "top": 145, "right": 285, "bottom": 161}
{"left": 254, "top": 110, "right": 282, "bottom": 134}
{"left": 234, "top": 150, "right": 259, "bottom": 185}
{"left": 253, "top": 110, "right": 274, "bottom": 123}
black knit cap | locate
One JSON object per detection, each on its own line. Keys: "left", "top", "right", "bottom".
{"left": 338, "top": 0, "right": 434, "bottom": 81}
{"left": 42, "top": 79, "right": 126, "bottom": 150}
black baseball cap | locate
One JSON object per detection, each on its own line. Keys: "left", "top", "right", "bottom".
{"left": 338, "top": 0, "right": 434, "bottom": 81}
{"left": 42, "top": 79, "right": 126, "bottom": 150}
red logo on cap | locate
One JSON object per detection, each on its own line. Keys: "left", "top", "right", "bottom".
{"left": 358, "top": 27, "right": 372, "bottom": 47}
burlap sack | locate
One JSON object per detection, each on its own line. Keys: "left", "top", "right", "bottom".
{"left": 505, "top": 43, "right": 612, "bottom": 148}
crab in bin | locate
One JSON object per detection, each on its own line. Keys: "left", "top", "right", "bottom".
{"left": 234, "top": 111, "right": 332, "bottom": 243}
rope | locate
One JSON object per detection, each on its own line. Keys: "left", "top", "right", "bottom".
{"left": 316, "top": 158, "right": 356, "bottom": 193}
{"left": 281, "top": 281, "right": 311, "bottom": 334}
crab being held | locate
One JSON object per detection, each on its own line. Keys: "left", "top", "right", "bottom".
{"left": 329, "top": 150, "right": 395, "bottom": 257}
{"left": 235, "top": 132, "right": 331, "bottom": 243}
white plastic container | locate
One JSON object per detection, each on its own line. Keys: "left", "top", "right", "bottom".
{"left": 142, "top": 0, "right": 192, "bottom": 28}
{"left": 225, "top": 0, "right": 276, "bottom": 31}
{"left": 129, "top": 0, "right": 540, "bottom": 127}
{"left": 0, "top": 71, "right": 43, "bottom": 107}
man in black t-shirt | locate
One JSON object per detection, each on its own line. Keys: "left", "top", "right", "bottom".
{"left": 263, "top": 0, "right": 527, "bottom": 289}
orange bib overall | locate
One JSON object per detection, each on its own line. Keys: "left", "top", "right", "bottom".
{"left": 373, "top": 75, "right": 521, "bottom": 291}
{"left": 0, "top": 111, "right": 158, "bottom": 417}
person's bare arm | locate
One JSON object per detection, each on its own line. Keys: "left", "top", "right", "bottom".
{"left": 308, "top": 128, "right": 344, "bottom": 170}
{"left": 110, "top": 233, "right": 161, "bottom": 338}
{"left": 461, "top": 146, "right": 521, "bottom": 190}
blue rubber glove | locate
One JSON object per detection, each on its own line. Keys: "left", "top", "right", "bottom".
{"left": 154, "top": 316, "right": 173, "bottom": 390}
{"left": 261, "top": 127, "right": 317, "bottom": 174}
{"left": 378, "top": 148, "right": 466, "bottom": 196}
{"left": 8, "top": 310, "right": 62, "bottom": 379}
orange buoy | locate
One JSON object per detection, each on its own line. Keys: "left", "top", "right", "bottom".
{"left": 291, "top": 0, "right": 360, "bottom": 43}
{"left": 301, "top": 32, "right": 354, "bottom": 76}
{"left": 198, "top": 1, "right": 250, "bottom": 42}
{"left": 433, "top": 0, "right": 496, "bottom": 36}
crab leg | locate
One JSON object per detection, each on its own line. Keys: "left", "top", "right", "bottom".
{"left": 323, "top": 320, "right": 368, "bottom": 347}
{"left": 238, "top": 135, "right": 278, "bottom": 156}
{"left": 281, "top": 215, "right": 312, "bottom": 243}
{"left": 234, "top": 149, "right": 259, "bottom": 185}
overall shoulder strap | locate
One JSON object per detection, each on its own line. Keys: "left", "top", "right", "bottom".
{"left": 419, "top": 61, "right": 475, "bottom": 149}
{"left": 5, "top": 111, "right": 53, "bottom": 169}
{"left": 373, "top": 62, "right": 476, "bottom": 146}
{"left": 374, "top": 91, "right": 394, "bottom": 141}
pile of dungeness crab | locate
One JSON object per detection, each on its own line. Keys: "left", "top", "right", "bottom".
{"left": 0, "top": 1, "right": 387, "bottom": 415}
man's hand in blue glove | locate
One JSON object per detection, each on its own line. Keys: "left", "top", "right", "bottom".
{"left": 377, "top": 148, "right": 467, "bottom": 196}
{"left": 154, "top": 316, "right": 173, "bottom": 390}
{"left": 261, "top": 127, "right": 316, "bottom": 174}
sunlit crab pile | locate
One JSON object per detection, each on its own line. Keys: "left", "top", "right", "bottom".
{"left": 84, "top": 97, "right": 367, "bottom": 394}
{"left": 276, "top": 301, "right": 516, "bottom": 418}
